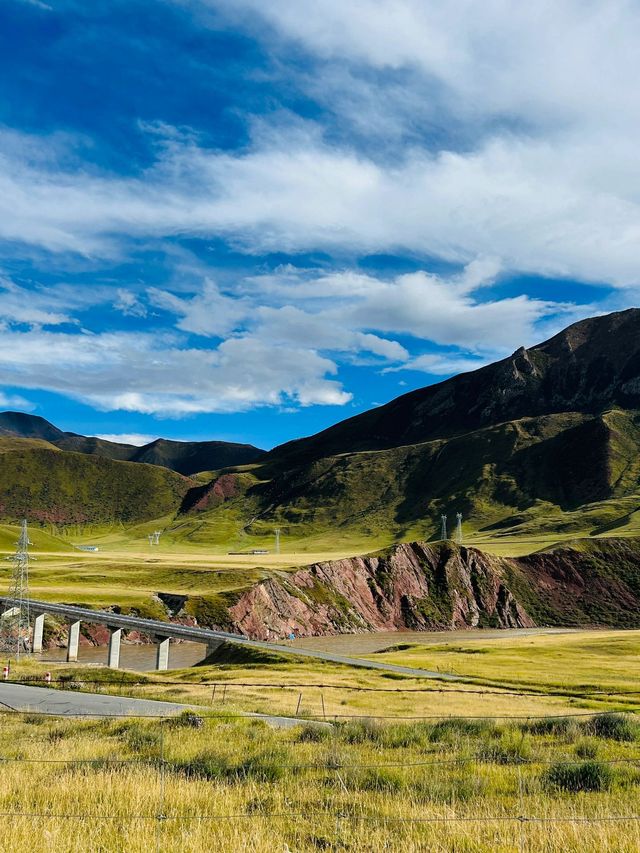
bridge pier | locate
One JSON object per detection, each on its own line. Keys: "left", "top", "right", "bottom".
{"left": 155, "top": 637, "right": 170, "bottom": 671}
{"left": 67, "top": 620, "right": 81, "bottom": 662}
{"left": 108, "top": 628, "right": 122, "bottom": 669}
{"left": 32, "top": 613, "right": 45, "bottom": 653}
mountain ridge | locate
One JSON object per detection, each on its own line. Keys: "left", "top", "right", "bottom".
{"left": 1, "top": 308, "right": 639, "bottom": 543}
{"left": 0, "top": 412, "right": 265, "bottom": 476}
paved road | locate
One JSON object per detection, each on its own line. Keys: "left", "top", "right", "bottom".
{"left": 0, "top": 682, "right": 331, "bottom": 728}
{"left": 0, "top": 596, "right": 460, "bottom": 682}
{"left": 0, "top": 682, "right": 202, "bottom": 717}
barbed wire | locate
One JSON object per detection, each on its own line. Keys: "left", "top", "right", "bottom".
{"left": 0, "top": 809, "right": 639, "bottom": 826}
{"left": 2, "top": 706, "right": 639, "bottom": 720}
{"left": 0, "top": 753, "right": 639, "bottom": 769}
{"left": 0, "top": 707, "right": 639, "bottom": 839}
{"left": 14, "top": 675, "right": 640, "bottom": 698}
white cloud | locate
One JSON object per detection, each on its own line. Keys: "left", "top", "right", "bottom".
{"left": 208, "top": 0, "right": 640, "bottom": 131}
{"left": 0, "top": 277, "right": 74, "bottom": 327}
{"left": 95, "top": 433, "right": 157, "bottom": 446}
{"left": 0, "top": 327, "right": 351, "bottom": 416}
{"left": 249, "top": 264, "right": 577, "bottom": 353}
{"left": 387, "top": 353, "right": 492, "bottom": 376}
{"left": 114, "top": 289, "right": 147, "bottom": 318}
{"left": 148, "top": 278, "right": 250, "bottom": 337}
{"left": 2, "top": 124, "right": 640, "bottom": 287}
{"left": 0, "top": 391, "right": 35, "bottom": 411}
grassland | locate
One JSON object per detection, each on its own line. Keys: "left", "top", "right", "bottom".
{"left": 0, "top": 703, "right": 640, "bottom": 850}
{"left": 2, "top": 567, "right": 640, "bottom": 850}
{"left": 2, "top": 512, "right": 640, "bottom": 620}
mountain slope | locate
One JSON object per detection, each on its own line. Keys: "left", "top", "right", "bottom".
{"left": 0, "top": 412, "right": 65, "bottom": 442}
{"left": 0, "top": 438, "right": 191, "bottom": 524}
{"left": 0, "top": 413, "right": 265, "bottom": 475}
{"left": 127, "top": 438, "right": 264, "bottom": 476}
{"left": 185, "top": 538, "right": 640, "bottom": 638}
{"left": 267, "top": 308, "right": 640, "bottom": 466}
{"left": 183, "top": 308, "right": 640, "bottom": 546}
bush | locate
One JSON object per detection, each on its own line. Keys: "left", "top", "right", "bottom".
{"left": 478, "top": 731, "right": 532, "bottom": 765}
{"left": 123, "top": 724, "right": 161, "bottom": 752}
{"left": 377, "top": 722, "right": 431, "bottom": 749}
{"left": 235, "top": 750, "right": 289, "bottom": 783}
{"left": 587, "top": 713, "right": 636, "bottom": 742}
{"left": 428, "top": 718, "right": 497, "bottom": 743}
{"left": 414, "top": 773, "right": 483, "bottom": 804}
{"left": 574, "top": 739, "right": 599, "bottom": 759}
{"left": 170, "top": 753, "right": 230, "bottom": 781}
{"left": 545, "top": 761, "right": 613, "bottom": 792}
{"left": 349, "top": 767, "right": 405, "bottom": 793}
{"left": 165, "top": 711, "right": 204, "bottom": 730}
{"left": 338, "top": 719, "right": 380, "bottom": 744}
{"left": 524, "top": 717, "right": 578, "bottom": 739}
{"left": 296, "top": 723, "right": 333, "bottom": 743}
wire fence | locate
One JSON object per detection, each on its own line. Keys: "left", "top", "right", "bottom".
{"left": 6, "top": 674, "right": 640, "bottom": 723}
{"left": 12, "top": 674, "right": 640, "bottom": 698}
{"left": 0, "top": 708, "right": 639, "bottom": 851}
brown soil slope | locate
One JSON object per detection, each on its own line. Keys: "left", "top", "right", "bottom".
{"left": 225, "top": 538, "right": 640, "bottom": 640}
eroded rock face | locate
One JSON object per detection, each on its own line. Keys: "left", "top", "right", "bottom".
{"left": 228, "top": 542, "right": 534, "bottom": 640}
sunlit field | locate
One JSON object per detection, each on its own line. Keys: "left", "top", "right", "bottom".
{"left": 1, "top": 517, "right": 639, "bottom": 618}
{"left": 0, "top": 708, "right": 639, "bottom": 851}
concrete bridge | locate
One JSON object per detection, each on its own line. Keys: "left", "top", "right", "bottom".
{"left": 0, "top": 596, "right": 460, "bottom": 680}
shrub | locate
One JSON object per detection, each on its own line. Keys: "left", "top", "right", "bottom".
{"left": 170, "top": 753, "right": 230, "bottom": 781}
{"left": 524, "top": 717, "right": 578, "bottom": 739}
{"left": 574, "top": 739, "right": 599, "bottom": 759}
{"left": 587, "top": 713, "right": 636, "bottom": 742}
{"left": 338, "top": 719, "right": 380, "bottom": 744}
{"left": 414, "top": 773, "right": 483, "bottom": 804}
{"left": 124, "top": 724, "right": 161, "bottom": 752}
{"left": 478, "top": 731, "right": 532, "bottom": 765}
{"left": 377, "top": 722, "right": 431, "bottom": 749}
{"left": 235, "top": 750, "right": 289, "bottom": 783}
{"left": 166, "top": 711, "right": 204, "bottom": 730}
{"left": 349, "top": 767, "right": 405, "bottom": 793}
{"left": 545, "top": 761, "right": 613, "bottom": 792}
{"left": 428, "top": 718, "right": 497, "bottom": 743}
{"left": 296, "top": 723, "right": 333, "bottom": 743}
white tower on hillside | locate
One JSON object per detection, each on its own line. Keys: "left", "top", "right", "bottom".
{"left": 455, "top": 513, "right": 463, "bottom": 544}
{"left": 440, "top": 514, "right": 448, "bottom": 540}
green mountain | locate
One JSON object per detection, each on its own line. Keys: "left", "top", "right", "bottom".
{"left": 0, "top": 438, "right": 191, "bottom": 524}
{"left": 179, "top": 308, "right": 640, "bottom": 547}
{"left": 1, "top": 308, "right": 640, "bottom": 544}
{"left": 0, "top": 413, "right": 265, "bottom": 476}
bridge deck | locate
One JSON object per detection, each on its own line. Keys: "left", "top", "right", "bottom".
{"left": 0, "top": 596, "right": 458, "bottom": 681}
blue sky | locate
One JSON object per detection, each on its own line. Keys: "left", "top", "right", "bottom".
{"left": 0, "top": 0, "right": 637, "bottom": 449}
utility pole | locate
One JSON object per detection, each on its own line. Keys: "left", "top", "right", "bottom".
{"left": 275, "top": 528, "right": 281, "bottom": 555}
{"left": 440, "top": 514, "right": 448, "bottom": 541}
{"left": 0, "top": 520, "right": 32, "bottom": 659}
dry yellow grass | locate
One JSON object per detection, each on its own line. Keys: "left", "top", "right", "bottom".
{"left": 0, "top": 710, "right": 639, "bottom": 851}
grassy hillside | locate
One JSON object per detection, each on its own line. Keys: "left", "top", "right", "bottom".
{"left": 0, "top": 440, "right": 191, "bottom": 524}
{"left": 180, "top": 409, "right": 640, "bottom": 549}
{"left": 1, "top": 310, "right": 640, "bottom": 554}
{"left": 0, "top": 411, "right": 265, "bottom": 475}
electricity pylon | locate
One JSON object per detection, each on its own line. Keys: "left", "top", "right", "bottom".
{"left": 455, "top": 512, "right": 463, "bottom": 544}
{"left": 0, "top": 520, "right": 32, "bottom": 659}
{"left": 440, "top": 515, "right": 448, "bottom": 540}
